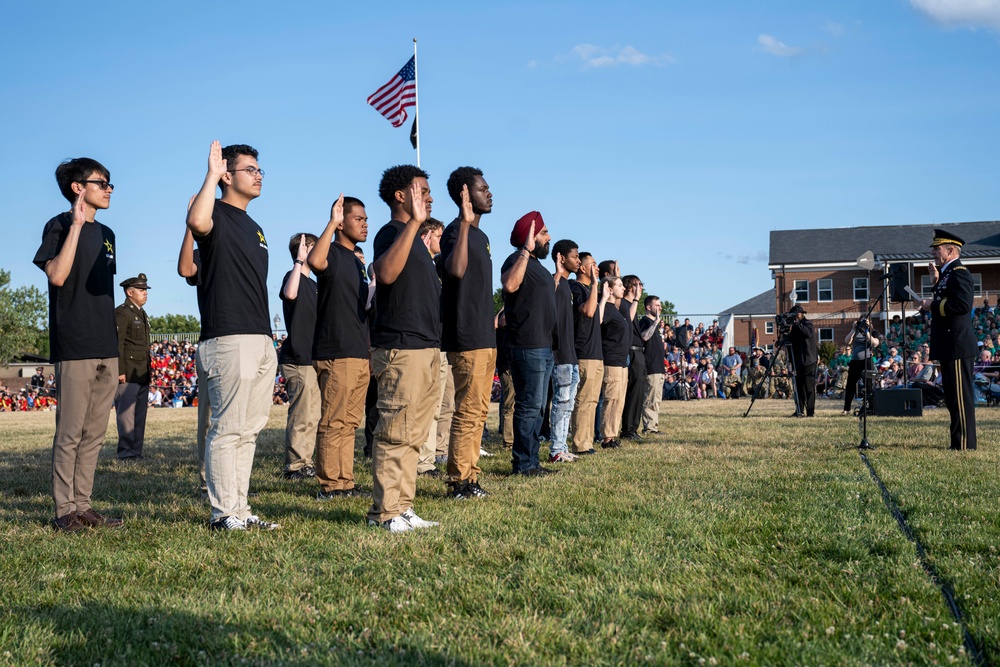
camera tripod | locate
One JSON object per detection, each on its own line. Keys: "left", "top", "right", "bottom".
{"left": 743, "top": 332, "right": 802, "bottom": 418}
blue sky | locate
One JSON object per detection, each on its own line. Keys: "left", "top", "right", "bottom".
{"left": 2, "top": 0, "right": 998, "bottom": 324}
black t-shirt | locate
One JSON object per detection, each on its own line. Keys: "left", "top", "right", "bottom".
{"left": 501, "top": 251, "right": 556, "bottom": 349}
{"left": 277, "top": 270, "right": 318, "bottom": 366}
{"left": 621, "top": 299, "right": 643, "bottom": 348}
{"left": 601, "top": 301, "right": 631, "bottom": 367}
{"left": 313, "top": 242, "right": 370, "bottom": 360}
{"left": 440, "top": 221, "right": 495, "bottom": 352}
{"left": 372, "top": 220, "right": 441, "bottom": 349}
{"left": 570, "top": 280, "right": 602, "bottom": 361}
{"left": 640, "top": 317, "right": 666, "bottom": 374}
{"left": 195, "top": 200, "right": 271, "bottom": 341}
{"left": 553, "top": 278, "right": 578, "bottom": 365}
{"left": 33, "top": 213, "right": 118, "bottom": 362}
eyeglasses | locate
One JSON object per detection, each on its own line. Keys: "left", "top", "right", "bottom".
{"left": 81, "top": 179, "right": 114, "bottom": 191}
{"left": 227, "top": 167, "right": 265, "bottom": 178}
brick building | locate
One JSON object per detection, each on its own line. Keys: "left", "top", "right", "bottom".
{"left": 767, "top": 221, "right": 1000, "bottom": 348}
{"left": 718, "top": 289, "right": 776, "bottom": 351}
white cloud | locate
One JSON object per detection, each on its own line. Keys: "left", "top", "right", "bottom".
{"left": 909, "top": 0, "right": 1000, "bottom": 29}
{"left": 570, "top": 43, "right": 674, "bottom": 69}
{"left": 757, "top": 34, "right": 805, "bottom": 57}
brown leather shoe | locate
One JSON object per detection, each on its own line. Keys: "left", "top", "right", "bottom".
{"left": 76, "top": 509, "right": 124, "bottom": 528}
{"left": 53, "top": 514, "right": 86, "bottom": 533}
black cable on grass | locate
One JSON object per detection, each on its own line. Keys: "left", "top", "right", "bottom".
{"left": 860, "top": 452, "right": 989, "bottom": 667}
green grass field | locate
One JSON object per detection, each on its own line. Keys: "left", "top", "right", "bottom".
{"left": 0, "top": 397, "right": 996, "bottom": 666}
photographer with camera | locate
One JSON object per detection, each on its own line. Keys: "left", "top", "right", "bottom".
{"left": 787, "top": 304, "right": 818, "bottom": 417}
{"left": 842, "top": 317, "right": 878, "bottom": 415}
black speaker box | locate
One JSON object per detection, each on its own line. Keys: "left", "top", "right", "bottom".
{"left": 889, "top": 263, "right": 911, "bottom": 302}
{"left": 872, "top": 389, "right": 923, "bottom": 417}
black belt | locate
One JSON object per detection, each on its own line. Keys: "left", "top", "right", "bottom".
{"left": 630, "top": 346, "right": 644, "bottom": 351}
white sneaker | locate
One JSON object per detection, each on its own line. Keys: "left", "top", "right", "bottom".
{"left": 368, "top": 516, "right": 414, "bottom": 533}
{"left": 401, "top": 508, "right": 439, "bottom": 529}
{"left": 210, "top": 515, "right": 246, "bottom": 531}
{"left": 244, "top": 515, "right": 281, "bottom": 530}
{"left": 479, "top": 448, "right": 494, "bottom": 458}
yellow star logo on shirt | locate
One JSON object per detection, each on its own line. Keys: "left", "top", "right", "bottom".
{"left": 104, "top": 239, "right": 113, "bottom": 253}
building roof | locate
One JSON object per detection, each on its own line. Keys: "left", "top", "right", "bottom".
{"left": 719, "top": 288, "right": 775, "bottom": 317}
{"left": 769, "top": 221, "right": 1000, "bottom": 265}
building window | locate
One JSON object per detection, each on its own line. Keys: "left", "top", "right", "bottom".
{"left": 921, "top": 275, "right": 934, "bottom": 298}
{"left": 794, "top": 279, "right": 809, "bottom": 303}
{"left": 973, "top": 273, "right": 982, "bottom": 296}
{"left": 765, "top": 321, "right": 774, "bottom": 335}
{"left": 853, "top": 277, "right": 868, "bottom": 302}
{"left": 817, "top": 279, "right": 833, "bottom": 302}
{"left": 818, "top": 328, "right": 834, "bottom": 343}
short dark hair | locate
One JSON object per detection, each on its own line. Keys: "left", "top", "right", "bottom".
{"left": 597, "top": 260, "right": 616, "bottom": 278}
{"left": 419, "top": 217, "right": 444, "bottom": 237}
{"left": 578, "top": 251, "right": 593, "bottom": 263}
{"left": 446, "top": 166, "right": 483, "bottom": 207}
{"left": 342, "top": 196, "right": 365, "bottom": 217}
{"left": 378, "top": 165, "right": 429, "bottom": 206}
{"left": 55, "top": 158, "right": 110, "bottom": 203}
{"left": 622, "top": 274, "right": 641, "bottom": 291}
{"left": 288, "top": 233, "right": 319, "bottom": 260}
{"left": 219, "top": 144, "right": 259, "bottom": 192}
{"left": 644, "top": 294, "right": 660, "bottom": 309}
{"left": 551, "top": 239, "right": 578, "bottom": 264}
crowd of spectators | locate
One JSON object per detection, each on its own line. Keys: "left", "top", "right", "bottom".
{"left": 8, "top": 300, "right": 1000, "bottom": 415}
{"left": 650, "top": 307, "right": 991, "bottom": 405}
{"left": 0, "top": 367, "right": 57, "bottom": 412}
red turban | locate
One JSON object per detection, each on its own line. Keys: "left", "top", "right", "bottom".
{"left": 510, "top": 211, "right": 543, "bottom": 248}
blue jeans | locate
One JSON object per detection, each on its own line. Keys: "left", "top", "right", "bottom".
{"left": 549, "top": 364, "right": 579, "bottom": 455}
{"left": 507, "top": 346, "right": 554, "bottom": 473}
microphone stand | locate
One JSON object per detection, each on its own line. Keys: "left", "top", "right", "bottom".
{"left": 858, "top": 273, "right": 893, "bottom": 450}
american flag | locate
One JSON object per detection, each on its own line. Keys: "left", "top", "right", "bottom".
{"left": 367, "top": 56, "right": 416, "bottom": 128}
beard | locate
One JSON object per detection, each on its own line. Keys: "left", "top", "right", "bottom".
{"left": 532, "top": 241, "right": 550, "bottom": 260}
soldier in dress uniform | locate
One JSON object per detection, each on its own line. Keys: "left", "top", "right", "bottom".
{"left": 114, "top": 273, "right": 151, "bottom": 460}
{"left": 919, "top": 229, "right": 977, "bottom": 450}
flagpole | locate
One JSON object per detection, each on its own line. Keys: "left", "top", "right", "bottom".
{"left": 413, "top": 38, "right": 420, "bottom": 167}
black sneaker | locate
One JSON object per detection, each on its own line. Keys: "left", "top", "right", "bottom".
{"left": 467, "top": 481, "right": 490, "bottom": 498}
{"left": 575, "top": 449, "right": 597, "bottom": 456}
{"left": 283, "top": 468, "right": 311, "bottom": 481}
{"left": 341, "top": 487, "right": 372, "bottom": 498}
{"left": 418, "top": 468, "right": 444, "bottom": 478}
{"left": 622, "top": 433, "right": 642, "bottom": 441}
{"left": 317, "top": 489, "right": 345, "bottom": 500}
{"left": 447, "top": 482, "right": 471, "bottom": 500}
{"left": 601, "top": 440, "right": 622, "bottom": 449}
{"left": 301, "top": 465, "right": 316, "bottom": 478}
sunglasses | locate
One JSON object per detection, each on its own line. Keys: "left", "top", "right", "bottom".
{"left": 81, "top": 179, "right": 114, "bottom": 191}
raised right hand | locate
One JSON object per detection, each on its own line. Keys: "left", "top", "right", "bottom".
{"left": 207, "top": 140, "right": 227, "bottom": 180}
{"left": 523, "top": 221, "right": 535, "bottom": 253}
{"left": 71, "top": 189, "right": 87, "bottom": 226}
{"left": 330, "top": 193, "right": 344, "bottom": 228}
{"left": 409, "top": 182, "right": 428, "bottom": 225}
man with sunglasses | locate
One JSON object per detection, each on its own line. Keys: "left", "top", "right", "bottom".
{"left": 187, "top": 141, "right": 280, "bottom": 531}
{"left": 33, "top": 158, "right": 123, "bottom": 532}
